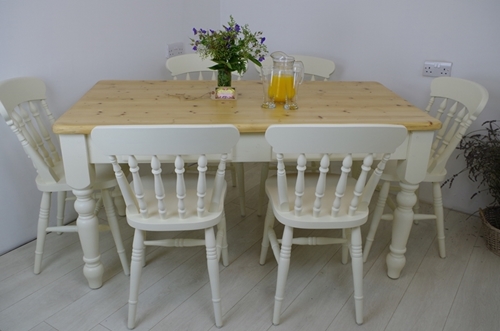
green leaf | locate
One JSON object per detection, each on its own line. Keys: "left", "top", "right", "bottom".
{"left": 249, "top": 57, "right": 262, "bottom": 67}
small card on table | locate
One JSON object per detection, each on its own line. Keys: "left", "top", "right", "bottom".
{"left": 212, "top": 87, "right": 237, "bottom": 100}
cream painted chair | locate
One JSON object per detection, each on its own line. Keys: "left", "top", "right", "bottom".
{"left": 166, "top": 53, "right": 245, "bottom": 81}
{"left": 363, "top": 77, "right": 489, "bottom": 262}
{"left": 0, "top": 77, "right": 129, "bottom": 275}
{"left": 255, "top": 54, "right": 335, "bottom": 81}
{"left": 260, "top": 124, "right": 407, "bottom": 325}
{"left": 91, "top": 124, "right": 239, "bottom": 329}
{"left": 166, "top": 53, "right": 246, "bottom": 216}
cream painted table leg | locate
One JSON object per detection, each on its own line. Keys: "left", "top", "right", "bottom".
{"left": 385, "top": 131, "right": 434, "bottom": 279}
{"left": 73, "top": 187, "right": 103, "bottom": 288}
{"left": 60, "top": 134, "right": 104, "bottom": 289}
{"left": 386, "top": 181, "right": 419, "bottom": 279}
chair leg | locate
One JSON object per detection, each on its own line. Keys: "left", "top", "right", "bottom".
{"left": 273, "top": 225, "right": 293, "bottom": 325}
{"left": 433, "top": 182, "right": 446, "bottom": 258}
{"left": 260, "top": 203, "right": 275, "bottom": 265}
{"left": 363, "top": 180, "right": 390, "bottom": 262}
{"left": 94, "top": 195, "right": 104, "bottom": 215}
{"left": 235, "top": 162, "right": 246, "bottom": 217}
{"left": 101, "top": 189, "right": 130, "bottom": 276}
{"left": 230, "top": 163, "right": 237, "bottom": 187}
{"left": 257, "top": 163, "right": 270, "bottom": 216}
{"left": 341, "top": 229, "right": 349, "bottom": 264}
{"left": 205, "top": 226, "right": 223, "bottom": 327}
{"left": 217, "top": 211, "right": 229, "bottom": 267}
{"left": 34, "top": 192, "right": 51, "bottom": 274}
{"left": 112, "top": 186, "right": 127, "bottom": 217}
{"left": 56, "top": 191, "right": 67, "bottom": 234}
{"left": 128, "top": 229, "right": 145, "bottom": 330}
{"left": 350, "top": 226, "right": 364, "bottom": 325}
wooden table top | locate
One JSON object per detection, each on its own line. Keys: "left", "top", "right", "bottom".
{"left": 53, "top": 80, "right": 441, "bottom": 135}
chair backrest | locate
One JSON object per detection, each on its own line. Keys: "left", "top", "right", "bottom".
{"left": 425, "top": 77, "right": 489, "bottom": 174}
{"left": 265, "top": 124, "right": 407, "bottom": 216}
{"left": 166, "top": 53, "right": 244, "bottom": 81}
{"left": 91, "top": 125, "right": 240, "bottom": 218}
{"left": 0, "top": 77, "right": 61, "bottom": 182}
{"left": 255, "top": 55, "right": 335, "bottom": 81}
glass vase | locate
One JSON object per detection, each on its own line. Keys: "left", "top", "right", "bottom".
{"left": 217, "top": 69, "right": 232, "bottom": 87}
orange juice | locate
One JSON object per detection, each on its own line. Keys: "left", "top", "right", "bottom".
{"left": 268, "top": 74, "right": 295, "bottom": 103}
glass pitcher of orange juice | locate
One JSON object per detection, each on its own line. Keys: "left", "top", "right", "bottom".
{"left": 267, "top": 51, "right": 304, "bottom": 110}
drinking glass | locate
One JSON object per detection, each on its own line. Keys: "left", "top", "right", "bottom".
{"left": 260, "top": 65, "right": 276, "bottom": 109}
{"left": 284, "top": 60, "right": 304, "bottom": 110}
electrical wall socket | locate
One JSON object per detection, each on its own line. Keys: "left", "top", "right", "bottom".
{"left": 166, "top": 42, "right": 184, "bottom": 58}
{"left": 423, "top": 61, "right": 452, "bottom": 77}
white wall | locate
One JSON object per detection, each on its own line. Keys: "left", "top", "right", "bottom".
{"left": 1, "top": 0, "right": 499, "bottom": 254}
{"left": 221, "top": 0, "right": 500, "bottom": 212}
{"left": 0, "top": 0, "right": 218, "bottom": 254}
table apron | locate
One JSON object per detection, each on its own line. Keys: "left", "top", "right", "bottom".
{"left": 60, "top": 130, "right": 429, "bottom": 188}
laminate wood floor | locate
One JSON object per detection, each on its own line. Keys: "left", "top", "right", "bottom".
{"left": 1, "top": 163, "right": 499, "bottom": 331}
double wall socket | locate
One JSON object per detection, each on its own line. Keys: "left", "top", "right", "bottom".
{"left": 423, "top": 61, "right": 452, "bottom": 77}
{"left": 166, "top": 42, "right": 184, "bottom": 58}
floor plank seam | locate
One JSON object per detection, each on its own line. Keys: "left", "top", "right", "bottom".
{"left": 441, "top": 230, "right": 480, "bottom": 331}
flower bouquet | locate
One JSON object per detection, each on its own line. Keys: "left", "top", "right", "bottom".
{"left": 190, "top": 16, "right": 268, "bottom": 87}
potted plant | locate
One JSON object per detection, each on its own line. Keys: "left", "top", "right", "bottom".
{"left": 190, "top": 16, "right": 268, "bottom": 87}
{"left": 445, "top": 120, "right": 500, "bottom": 255}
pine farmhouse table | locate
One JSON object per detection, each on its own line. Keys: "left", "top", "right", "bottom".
{"left": 53, "top": 80, "right": 441, "bottom": 289}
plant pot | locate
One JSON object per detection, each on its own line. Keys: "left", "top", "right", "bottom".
{"left": 479, "top": 206, "right": 500, "bottom": 256}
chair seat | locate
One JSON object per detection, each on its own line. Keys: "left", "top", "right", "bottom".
{"left": 267, "top": 173, "right": 368, "bottom": 229}
{"left": 34, "top": 161, "right": 67, "bottom": 190}
{"left": 126, "top": 174, "right": 226, "bottom": 231}
{"left": 379, "top": 160, "right": 448, "bottom": 183}
{"left": 35, "top": 162, "right": 118, "bottom": 191}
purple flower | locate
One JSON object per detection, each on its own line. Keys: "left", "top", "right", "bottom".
{"left": 210, "top": 29, "right": 215, "bottom": 34}
{"left": 260, "top": 37, "right": 266, "bottom": 44}
{"left": 201, "top": 29, "right": 207, "bottom": 34}
{"left": 193, "top": 28, "right": 197, "bottom": 35}
{"left": 193, "top": 46, "right": 197, "bottom": 51}
{"left": 259, "top": 56, "right": 265, "bottom": 62}
{"left": 235, "top": 24, "right": 241, "bottom": 32}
